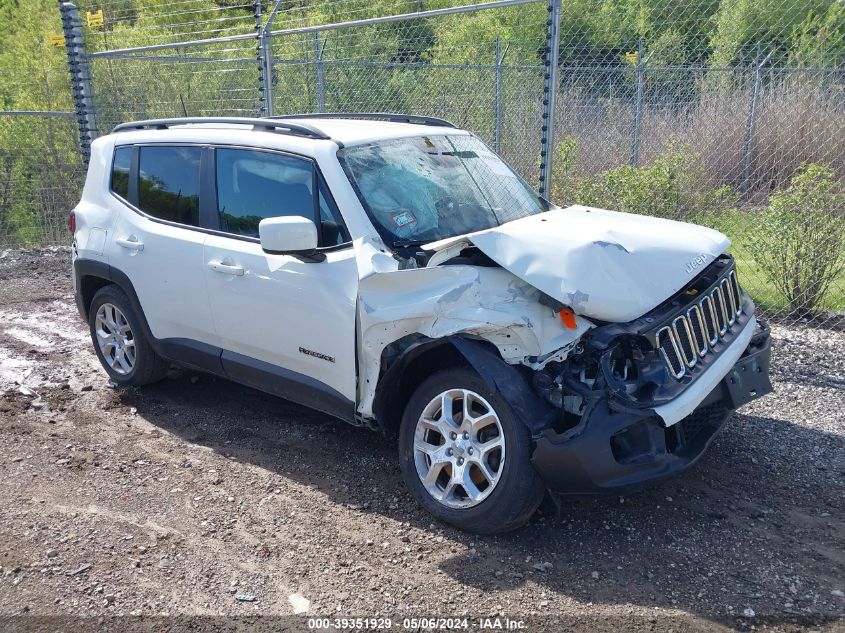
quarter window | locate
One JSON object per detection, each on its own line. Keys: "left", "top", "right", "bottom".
{"left": 138, "top": 146, "right": 202, "bottom": 226}
{"left": 110, "top": 146, "right": 132, "bottom": 199}
{"left": 318, "top": 178, "right": 350, "bottom": 246}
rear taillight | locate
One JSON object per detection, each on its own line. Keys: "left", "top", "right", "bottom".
{"left": 68, "top": 211, "right": 76, "bottom": 234}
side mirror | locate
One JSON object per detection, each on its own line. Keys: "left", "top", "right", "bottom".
{"left": 258, "top": 216, "right": 324, "bottom": 262}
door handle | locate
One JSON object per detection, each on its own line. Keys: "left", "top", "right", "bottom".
{"left": 116, "top": 236, "right": 144, "bottom": 251}
{"left": 208, "top": 260, "right": 244, "bottom": 276}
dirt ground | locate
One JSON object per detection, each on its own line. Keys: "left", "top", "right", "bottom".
{"left": 0, "top": 248, "right": 843, "bottom": 632}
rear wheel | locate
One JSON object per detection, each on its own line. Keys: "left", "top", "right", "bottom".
{"left": 398, "top": 368, "right": 545, "bottom": 534}
{"left": 88, "top": 285, "right": 169, "bottom": 386}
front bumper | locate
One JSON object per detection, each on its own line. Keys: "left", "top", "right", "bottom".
{"left": 531, "top": 322, "right": 772, "bottom": 493}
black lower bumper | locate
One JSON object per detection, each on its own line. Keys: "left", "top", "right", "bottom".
{"left": 531, "top": 324, "right": 773, "bottom": 493}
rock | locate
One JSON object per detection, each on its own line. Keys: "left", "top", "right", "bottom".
{"left": 235, "top": 594, "right": 257, "bottom": 602}
{"left": 533, "top": 562, "right": 553, "bottom": 572}
{"left": 831, "top": 589, "right": 844, "bottom": 598}
{"left": 46, "top": 549, "right": 58, "bottom": 558}
{"left": 742, "top": 608, "right": 755, "bottom": 618}
{"left": 67, "top": 564, "right": 90, "bottom": 576}
{"left": 591, "top": 571, "right": 600, "bottom": 579}
{"left": 288, "top": 593, "right": 310, "bottom": 614}
{"left": 81, "top": 385, "right": 93, "bottom": 392}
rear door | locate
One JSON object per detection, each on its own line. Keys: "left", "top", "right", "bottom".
{"left": 202, "top": 146, "right": 358, "bottom": 420}
{"left": 108, "top": 144, "right": 217, "bottom": 351}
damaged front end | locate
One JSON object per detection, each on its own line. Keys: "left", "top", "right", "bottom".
{"left": 529, "top": 254, "right": 773, "bottom": 493}
{"left": 355, "top": 221, "right": 772, "bottom": 494}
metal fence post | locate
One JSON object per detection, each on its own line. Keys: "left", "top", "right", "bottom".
{"left": 493, "top": 38, "right": 508, "bottom": 154}
{"left": 314, "top": 33, "right": 326, "bottom": 113}
{"left": 59, "top": 2, "right": 97, "bottom": 162}
{"left": 630, "top": 37, "right": 644, "bottom": 167}
{"left": 255, "top": 0, "right": 269, "bottom": 116}
{"left": 261, "top": 0, "right": 286, "bottom": 117}
{"left": 494, "top": 38, "right": 502, "bottom": 153}
{"left": 538, "top": 0, "right": 561, "bottom": 197}
{"left": 741, "top": 44, "right": 772, "bottom": 195}
{"left": 262, "top": 34, "right": 274, "bottom": 116}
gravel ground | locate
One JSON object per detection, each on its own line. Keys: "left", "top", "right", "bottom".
{"left": 0, "top": 248, "right": 843, "bottom": 632}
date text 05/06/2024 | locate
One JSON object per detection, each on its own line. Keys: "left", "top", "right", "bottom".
{"left": 307, "top": 617, "right": 528, "bottom": 630}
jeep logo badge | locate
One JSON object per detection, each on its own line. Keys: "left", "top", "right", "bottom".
{"left": 685, "top": 253, "right": 708, "bottom": 274}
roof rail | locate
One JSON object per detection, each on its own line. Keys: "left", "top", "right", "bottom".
{"left": 272, "top": 112, "right": 457, "bottom": 129}
{"left": 111, "top": 117, "right": 331, "bottom": 140}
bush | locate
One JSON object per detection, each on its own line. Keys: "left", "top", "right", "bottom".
{"left": 551, "top": 140, "right": 737, "bottom": 223}
{"left": 751, "top": 163, "right": 845, "bottom": 317}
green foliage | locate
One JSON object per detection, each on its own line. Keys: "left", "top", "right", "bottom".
{"left": 551, "top": 139, "right": 738, "bottom": 223}
{"left": 750, "top": 164, "right": 845, "bottom": 316}
{"left": 0, "top": 0, "right": 82, "bottom": 245}
{"left": 709, "top": 0, "right": 845, "bottom": 67}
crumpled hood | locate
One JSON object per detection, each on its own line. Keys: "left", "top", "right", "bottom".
{"left": 424, "top": 205, "right": 731, "bottom": 323}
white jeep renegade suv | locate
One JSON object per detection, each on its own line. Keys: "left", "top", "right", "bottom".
{"left": 71, "top": 114, "right": 772, "bottom": 533}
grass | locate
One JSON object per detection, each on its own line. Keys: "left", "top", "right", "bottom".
{"left": 710, "top": 210, "right": 845, "bottom": 318}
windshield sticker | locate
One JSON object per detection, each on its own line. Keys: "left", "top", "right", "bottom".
{"left": 390, "top": 209, "right": 417, "bottom": 229}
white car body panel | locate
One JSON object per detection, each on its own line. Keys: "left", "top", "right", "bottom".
{"left": 203, "top": 234, "right": 359, "bottom": 403}
{"left": 355, "top": 262, "right": 592, "bottom": 418}
{"left": 108, "top": 201, "right": 216, "bottom": 344}
{"left": 424, "top": 205, "right": 732, "bottom": 323}
{"left": 72, "top": 136, "right": 117, "bottom": 262}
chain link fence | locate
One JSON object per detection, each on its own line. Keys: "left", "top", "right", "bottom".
{"left": 0, "top": 111, "right": 85, "bottom": 248}
{"left": 4, "top": 0, "right": 844, "bottom": 327}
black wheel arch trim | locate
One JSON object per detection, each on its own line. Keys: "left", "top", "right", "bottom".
{"left": 372, "top": 334, "right": 556, "bottom": 436}
{"left": 74, "top": 258, "right": 160, "bottom": 356}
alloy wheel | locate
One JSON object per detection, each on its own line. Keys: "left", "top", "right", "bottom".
{"left": 94, "top": 302, "right": 136, "bottom": 375}
{"left": 413, "top": 388, "right": 506, "bottom": 509}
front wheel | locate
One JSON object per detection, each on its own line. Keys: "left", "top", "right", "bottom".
{"left": 398, "top": 368, "right": 545, "bottom": 534}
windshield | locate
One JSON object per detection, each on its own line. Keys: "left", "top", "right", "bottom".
{"left": 338, "top": 134, "right": 546, "bottom": 246}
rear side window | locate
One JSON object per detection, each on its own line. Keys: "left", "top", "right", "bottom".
{"left": 111, "top": 146, "right": 132, "bottom": 199}
{"left": 138, "top": 146, "right": 202, "bottom": 226}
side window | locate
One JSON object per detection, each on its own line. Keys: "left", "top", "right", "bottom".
{"left": 138, "top": 146, "right": 202, "bottom": 226}
{"left": 110, "top": 146, "right": 132, "bottom": 200}
{"left": 318, "top": 178, "right": 350, "bottom": 247}
{"left": 216, "top": 148, "right": 315, "bottom": 238}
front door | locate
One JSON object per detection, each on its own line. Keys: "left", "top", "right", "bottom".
{"left": 202, "top": 146, "right": 358, "bottom": 420}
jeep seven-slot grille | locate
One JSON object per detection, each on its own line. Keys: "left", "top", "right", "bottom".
{"left": 656, "top": 269, "right": 744, "bottom": 379}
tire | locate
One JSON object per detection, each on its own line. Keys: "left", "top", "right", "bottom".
{"left": 88, "top": 285, "right": 169, "bottom": 386}
{"left": 398, "top": 368, "right": 545, "bottom": 534}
